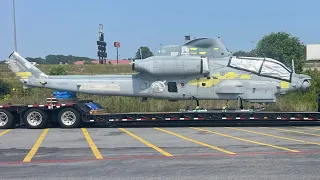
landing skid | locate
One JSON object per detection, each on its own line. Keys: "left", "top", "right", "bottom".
{"left": 182, "top": 96, "right": 265, "bottom": 112}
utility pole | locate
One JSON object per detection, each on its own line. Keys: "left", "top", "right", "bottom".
{"left": 13, "top": 0, "right": 17, "bottom": 51}
{"left": 250, "top": 41, "right": 255, "bottom": 51}
{"left": 139, "top": 48, "right": 142, "bottom": 59}
{"left": 97, "top": 24, "right": 107, "bottom": 64}
{"left": 114, "top": 42, "right": 120, "bottom": 65}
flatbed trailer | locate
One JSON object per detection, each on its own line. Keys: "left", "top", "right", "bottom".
{"left": 1, "top": 97, "right": 320, "bottom": 129}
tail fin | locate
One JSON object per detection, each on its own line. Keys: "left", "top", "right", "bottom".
{"left": 6, "top": 51, "right": 48, "bottom": 80}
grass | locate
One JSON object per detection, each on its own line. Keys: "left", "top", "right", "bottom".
{"left": 0, "top": 63, "right": 319, "bottom": 112}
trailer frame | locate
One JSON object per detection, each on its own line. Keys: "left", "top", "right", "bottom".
{"left": 1, "top": 97, "right": 320, "bottom": 129}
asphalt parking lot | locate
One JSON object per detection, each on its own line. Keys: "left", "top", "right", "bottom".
{"left": 0, "top": 126, "right": 320, "bottom": 179}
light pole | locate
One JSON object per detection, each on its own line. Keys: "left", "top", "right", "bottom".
{"left": 13, "top": 0, "right": 17, "bottom": 51}
{"left": 250, "top": 41, "right": 255, "bottom": 51}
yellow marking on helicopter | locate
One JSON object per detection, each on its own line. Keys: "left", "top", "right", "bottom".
{"left": 199, "top": 52, "right": 207, "bottom": 55}
{"left": 187, "top": 72, "right": 251, "bottom": 88}
{"left": 15, "top": 72, "right": 32, "bottom": 79}
{"left": 190, "top": 47, "right": 198, "bottom": 50}
{"left": 240, "top": 74, "right": 251, "bottom": 79}
{"left": 280, "top": 81, "right": 289, "bottom": 88}
{"left": 213, "top": 47, "right": 219, "bottom": 50}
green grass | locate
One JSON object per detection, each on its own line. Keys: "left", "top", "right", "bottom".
{"left": 0, "top": 64, "right": 319, "bottom": 112}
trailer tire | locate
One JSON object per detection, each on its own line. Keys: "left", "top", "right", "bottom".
{"left": 24, "top": 108, "right": 48, "bottom": 129}
{"left": 57, "top": 107, "right": 81, "bottom": 128}
{"left": 0, "top": 109, "right": 15, "bottom": 129}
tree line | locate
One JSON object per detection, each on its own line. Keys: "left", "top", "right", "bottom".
{"left": 25, "top": 54, "right": 94, "bottom": 64}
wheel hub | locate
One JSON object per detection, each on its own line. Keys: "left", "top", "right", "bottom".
{"left": 0, "top": 112, "right": 8, "bottom": 126}
{"left": 61, "top": 111, "right": 76, "bottom": 125}
{"left": 27, "top": 111, "right": 42, "bottom": 126}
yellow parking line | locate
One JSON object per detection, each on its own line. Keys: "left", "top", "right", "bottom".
{"left": 23, "top": 129, "right": 49, "bottom": 163}
{"left": 192, "top": 127, "right": 299, "bottom": 152}
{"left": 261, "top": 127, "right": 320, "bottom": 137}
{"left": 300, "top": 127, "right": 320, "bottom": 131}
{"left": 82, "top": 128, "right": 103, "bottom": 160}
{"left": 226, "top": 127, "right": 320, "bottom": 146}
{"left": 0, "top": 129, "right": 10, "bottom": 136}
{"left": 119, "top": 128, "right": 173, "bottom": 157}
{"left": 154, "top": 127, "right": 236, "bottom": 155}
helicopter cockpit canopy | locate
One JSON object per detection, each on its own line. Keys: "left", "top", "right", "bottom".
{"left": 228, "top": 56, "right": 292, "bottom": 82}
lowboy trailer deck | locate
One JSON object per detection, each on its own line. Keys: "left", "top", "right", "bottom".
{"left": 1, "top": 97, "right": 320, "bottom": 129}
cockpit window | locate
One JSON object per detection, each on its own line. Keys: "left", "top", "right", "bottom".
{"left": 260, "top": 60, "right": 291, "bottom": 81}
{"left": 229, "top": 57, "right": 263, "bottom": 73}
{"left": 228, "top": 57, "right": 292, "bottom": 82}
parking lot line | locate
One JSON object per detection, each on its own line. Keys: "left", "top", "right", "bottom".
{"left": 119, "top": 128, "right": 173, "bottom": 157}
{"left": 300, "top": 127, "right": 320, "bottom": 131}
{"left": 0, "top": 129, "right": 10, "bottom": 137}
{"left": 82, "top": 128, "right": 103, "bottom": 160}
{"left": 191, "top": 127, "right": 299, "bottom": 152}
{"left": 23, "top": 129, "right": 49, "bottom": 163}
{"left": 261, "top": 127, "right": 320, "bottom": 137}
{"left": 154, "top": 127, "right": 236, "bottom": 155}
{"left": 226, "top": 127, "right": 320, "bottom": 146}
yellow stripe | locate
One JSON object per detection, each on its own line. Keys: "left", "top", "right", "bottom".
{"left": 16, "top": 72, "right": 32, "bottom": 79}
{"left": 119, "top": 128, "right": 173, "bottom": 156}
{"left": 154, "top": 127, "right": 235, "bottom": 154}
{"left": 226, "top": 127, "right": 320, "bottom": 146}
{"left": 192, "top": 127, "right": 299, "bottom": 152}
{"left": 300, "top": 127, "right": 320, "bottom": 131}
{"left": 262, "top": 127, "right": 320, "bottom": 137}
{"left": 0, "top": 129, "right": 10, "bottom": 136}
{"left": 23, "top": 129, "right": 49, "bottom": 162}
{"left": 82, "top": 128, "right": 103, "bottom": 159}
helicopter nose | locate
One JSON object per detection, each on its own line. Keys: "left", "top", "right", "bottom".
{"left": 301, "top": 80, "right": 311, "bottom": 91}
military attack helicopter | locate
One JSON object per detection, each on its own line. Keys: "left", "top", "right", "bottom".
{"left": 5, "top": 36, "right": 311, "bottom": 109}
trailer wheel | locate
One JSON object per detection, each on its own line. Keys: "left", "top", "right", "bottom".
{"left": 0, "top": 109, "right": 14, "bottom": 129}
{"left": 57, "top": 108, "right": 81, "bottom": 128}
{"left": 24, "top": 108, "right": 48, "bottom": 129}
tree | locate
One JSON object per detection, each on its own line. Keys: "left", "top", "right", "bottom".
{"left": 25, "top": 55, "right": 94, "bottom": 64}
{"left": 26, "top": 57, "right": 46, "bottom": 64}
{"left": 44, "top": 54, "right": 93, "bottom": 64}
{"left": 233, "top": 50, "right": 255, "bottom": 57}
{"left": 254, "top": 32, "right": 306, "bottom": 72}
{"left": 135, "top": 47, "right": 153, "bottom": 59}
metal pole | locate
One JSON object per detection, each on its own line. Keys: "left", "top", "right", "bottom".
{"left": 116, "top": 48, "right": 119, "bottom": 65}
{"left": 13, "top": 0, "right": 17, "bottom": 51}
{"left": 250, "top": 41, "right": 255, "bottom": 51}
{"left": 139, "top": 48, "right": 142, "bottom": 59}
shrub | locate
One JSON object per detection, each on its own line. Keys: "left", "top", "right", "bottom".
{"left": 48, "top": 65, "right": 68, "bottom": 75}
{"left": 0, "top": 79, "right": 11, "bottom": 97}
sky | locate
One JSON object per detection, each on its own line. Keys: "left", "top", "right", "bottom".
{"left": 0, "top": 0, "right": 319, "bottom": 61}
